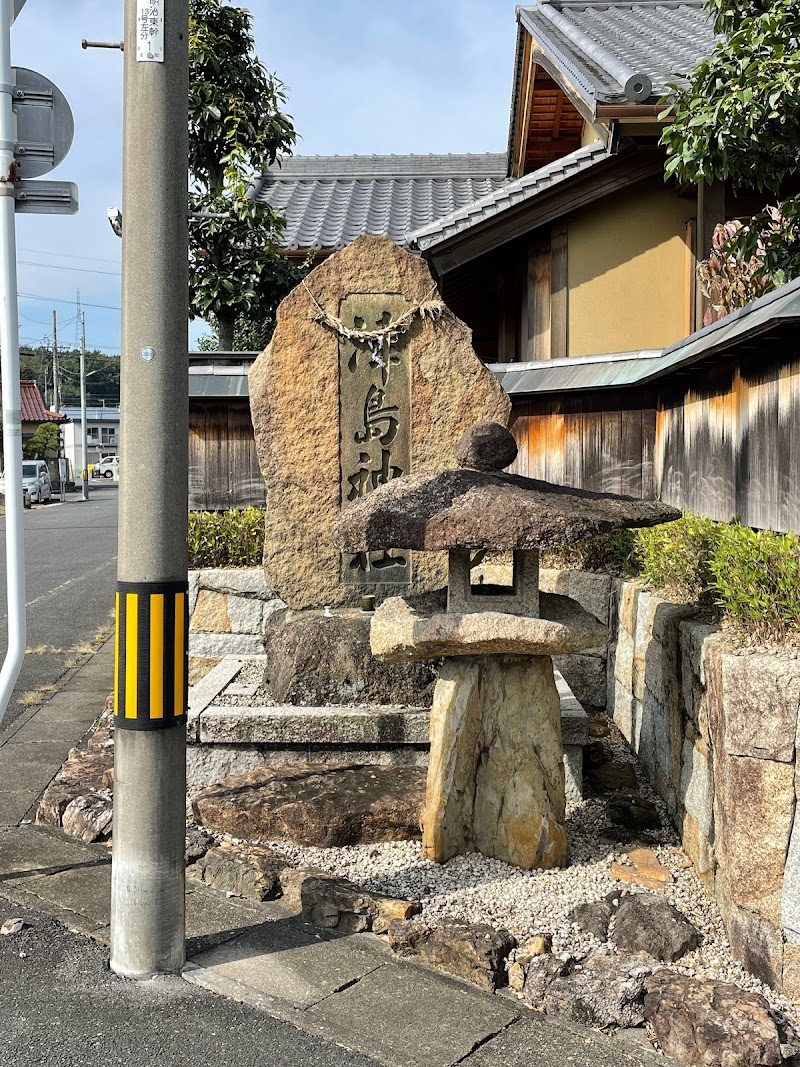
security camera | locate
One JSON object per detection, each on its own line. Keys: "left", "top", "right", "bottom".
{"left": 107, "top": 206, "right": 122, "bottom": 238}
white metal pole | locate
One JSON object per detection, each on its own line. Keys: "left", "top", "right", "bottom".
{"left": 0, "top": 0, "right": 26, "bottom": 726}
{"left": 80, "top": 312, "right": 88, "bottom": 500}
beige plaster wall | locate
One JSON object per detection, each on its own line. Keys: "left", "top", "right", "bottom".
{"left": 580, "top": 122, "right": 604, "bottom": 148}
{"left": 567, "top": 175, "right": 692, "bottom": 357}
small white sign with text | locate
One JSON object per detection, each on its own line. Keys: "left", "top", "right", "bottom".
{"left": 136, "top": 0, "right": 165, "bottom": 63}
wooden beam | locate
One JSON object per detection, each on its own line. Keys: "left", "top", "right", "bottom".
{"left": 550, "top": 225, "right": 568, "bottom": 360}
{"left": 496, "top": 270, "right": 517, "bottom": 363}
{"left": 524, "top": 242, "right": 551, "bottom": 362}
{"left": 551, "top": 93, "right": 564, "bottom": 141}
{"left": 513, "top": 43, "right": 536, "bottom": 179}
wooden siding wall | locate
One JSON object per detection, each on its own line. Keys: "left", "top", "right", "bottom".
{"left": 509, "top": 389, "right": 657, "bottom": 498}
{"left": 509, "top": 346, "right": 800, "bottom": 534}
{"left": 656, "top": 352, "right": 800, "bottom": 532}
{"left": 189, "top": 400, "right": 266, "bottom": 511}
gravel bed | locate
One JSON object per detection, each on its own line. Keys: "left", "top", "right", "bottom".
{"left": 223, "top": 719, "right": 799, "bottom": 1031}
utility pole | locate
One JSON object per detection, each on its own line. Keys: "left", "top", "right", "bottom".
{"left": 51, "top": 309, "right": 59, "bottom": 414}
{"left": 110, "top": 0, "right": 190, "bottom": 978}
{"left": 79, "top": 312, "right": 88, "bottom": 500}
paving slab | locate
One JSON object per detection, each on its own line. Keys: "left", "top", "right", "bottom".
{"left": 189, "top": 919, "right": 387, "bottom": 1009}
{"left": 18, "top": 690, "right": 106, "bottom": 724}
{"left": 185, "top": 879, "right": 292, "bottom": 955}
{"left": 0, "top": 790, "right": 40, "bottom": 826}
{"left": 0, "top": 826, "right": 105, "bottom": 879}
{"left": 13, "top": 858, "right": 111, "bottom": 929}
{"left": 307, "top": 961, "right": 520, "bottom": 1067}
{"left": 0, "top": 746, "right": 66, "bottom": 796}
{"left": 465, "top": 1013, "right": 678, "bottom": 1067}
{"left": 3, "top": 716, "right": 96, "bottom": 744}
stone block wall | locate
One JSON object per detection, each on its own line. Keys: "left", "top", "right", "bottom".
{"left": 188, "top": 568, "right": 285, "bottom": 660}
{"left": 608, "top": 579, "right": 800, "bottom": 1002}
{"left": 540, "top": 568, "right": 611, "bottom": 708}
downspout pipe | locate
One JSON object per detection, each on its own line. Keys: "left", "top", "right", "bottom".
{"left": 0, "top": 0, "right": 26, "bottom": 726}
{"left": 537, "top": 2, "right": 653, "bottom": 103}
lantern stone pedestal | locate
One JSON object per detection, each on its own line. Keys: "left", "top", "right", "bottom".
{"left": 425, "top": 654, "right": 567, "bottom": 869}
{"left": 332, "top": 421, "right": 679, "bottom": 872}
{"left": 370, "top": 590, "right": 608, "bottom": 869}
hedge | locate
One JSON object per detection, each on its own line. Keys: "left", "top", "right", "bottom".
{"left": 188, "top": 507, "right": 265, "bottom": 568}
{"left": 189, "top": 508, "right": 800, "bottom": 640}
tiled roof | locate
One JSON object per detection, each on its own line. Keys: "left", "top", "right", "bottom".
{"left": 409, "top": 140, "right": 610, "bottom": 252}
{"left": 519, "top": 1, "right": 716, "bottom": 111}
{"left": 20, "top": 380, "right": 65, "bottom": 423}
{"left": 254, "top": 154, "right": 509, "bottom": 251}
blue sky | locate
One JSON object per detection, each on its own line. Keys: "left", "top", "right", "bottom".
{"left": 11, "top": 0, "right": 517, "bottom": 356}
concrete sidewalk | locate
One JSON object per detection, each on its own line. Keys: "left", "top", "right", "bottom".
{"left": 0, "top": 642, "right": 672, "bottom": 1067}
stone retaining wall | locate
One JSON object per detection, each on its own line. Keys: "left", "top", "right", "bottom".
{"left": 608, "top": 579, "right": 800, "bottom": 1002}
{"left": 188, "top": 568, "right": 285, "bottom": 660}
{"left": 540, "top": 568, "right": 611, "bottom": 709}
{"left": 186, "top": 568, "right": 590, "bottom": 801}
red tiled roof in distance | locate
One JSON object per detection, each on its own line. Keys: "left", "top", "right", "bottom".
{"left": 19, "top": 380, "right": 66, "bottom": 423}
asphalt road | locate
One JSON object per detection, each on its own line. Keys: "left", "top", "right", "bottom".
{"left": 0, "top": 482, "right": 119, "bottom": 726}
{"left": 0, "top": 898, "right": 382, "bottom": 1067}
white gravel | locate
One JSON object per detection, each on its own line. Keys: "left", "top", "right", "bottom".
{"left": 203, "top": 660, "right": 800, "bottom": 1030}
{"left": 226, "top": 719, "right": 799, "bottom": 1031}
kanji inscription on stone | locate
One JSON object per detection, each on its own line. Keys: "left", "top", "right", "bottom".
{"left": 339, "top": 293, "right": 411, "bottom": 586}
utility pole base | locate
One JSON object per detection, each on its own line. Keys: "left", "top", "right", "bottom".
{"left": 110, "top": 728, "right": 186, "bottom": 978}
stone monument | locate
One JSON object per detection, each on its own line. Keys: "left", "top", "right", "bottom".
{"left": 332, "top": 422, "right": 679, "bottom": 870}
{"left": 249, "top": 235, "right": 510, "bottom": 611}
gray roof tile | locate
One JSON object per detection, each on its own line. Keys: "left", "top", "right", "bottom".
{"left": 409, "top": 140, "right": 610, "bottom": 251}
{"left": 519, "top": 1, "right": 716, "bottom": 110}
{"left": 255, "top": 154, "right": 509, "bottom": 251}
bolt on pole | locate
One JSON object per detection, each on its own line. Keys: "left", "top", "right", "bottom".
{"left": 110, "top": 0, "right": 190, "bottom": 979}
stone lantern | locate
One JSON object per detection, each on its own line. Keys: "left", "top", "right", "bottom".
{"left": 332, "top": 422, "right": 679, "bottom": 871}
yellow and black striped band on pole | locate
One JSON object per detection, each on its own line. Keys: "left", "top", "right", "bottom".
{"left": 114, "top": 581, "right": 188, "bottom": 731}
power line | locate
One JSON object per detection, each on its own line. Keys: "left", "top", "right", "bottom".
{"left": 19, "top": 259, "right": 121, "bottom": 277}
{"left": 18, "top": 292, "right": 121, "bottom": 311}
{"left": 19, "top": 246, "right": 121, "bottom": 267}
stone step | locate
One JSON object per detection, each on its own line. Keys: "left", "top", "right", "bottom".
{"left": 199, "top": 705, "right": 430, "bottom": 747}
{"left": 198, "top": 687, "right": 588, "bottom": 748}
{"left": 187, "top": 672, "right": 589, "bottom": 801}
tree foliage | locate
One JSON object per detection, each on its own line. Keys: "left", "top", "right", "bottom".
{"left": 19, "top": 348, "right": 120, "bottom": 408}
{"left": 661, "top": 0, "right": 800, "bottom": 315}
{"left": 23, "top": 422, "right": 61, "bottom": 460}
{"left": 188, "top": 0, "right": 308, "bottom": 350}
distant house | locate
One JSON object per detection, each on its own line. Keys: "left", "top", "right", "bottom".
{"left": 19, "top": 380, "right": 66, "bottom": 449}
{"left": 61, "top": 404, "right": 120, "bottom": 475}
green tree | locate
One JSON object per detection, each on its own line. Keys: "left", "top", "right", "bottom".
{"left": 188, "top": 0, "right": 308, "bottom": 351}
{"left": 23, "top": 422, "right": 61, "bottom": 460}
{"left": 661, "top": 0, "right": 800, "bottom": 315}
{"left": 19, "top": 348, "right": 121, "bottom": 408}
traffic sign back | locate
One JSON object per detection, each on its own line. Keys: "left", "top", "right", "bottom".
{"left": 12, "top": 67, "right": 74, "bottom": 179}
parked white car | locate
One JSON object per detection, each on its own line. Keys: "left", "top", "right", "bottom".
{"left": 92, "top": 455, "right": 119, "bottom": 480}
{"left": 0, "top": 460, "right": 52, "bottom": 504}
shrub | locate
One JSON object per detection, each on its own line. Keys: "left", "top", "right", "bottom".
{"left": 709, "top": 524, "right": 800, "bottom": 640}
{"left": 635, "top": 513, "right": 720, "bottom": 603}
{"left": 188, "top": 507, "right": 265, "bottom": 568}
{"left": 541, "top": 530, "right": 638, "bottom": 578}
